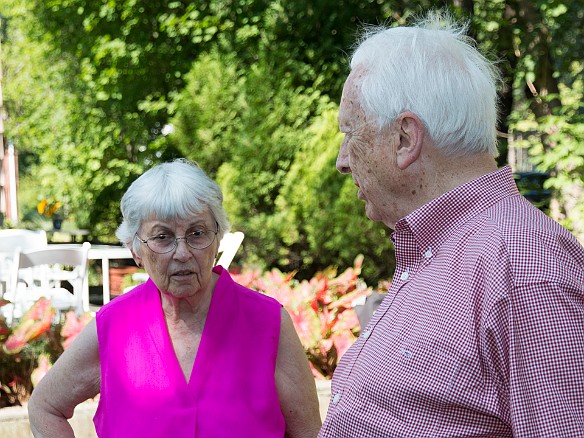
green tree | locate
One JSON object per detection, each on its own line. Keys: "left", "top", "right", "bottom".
{"left": 276, "top": 108, "right": 394, "bottom": 281}
{"left": 2, "top": 0, "right": 582, "bottom": 284}
{"left": 169, "top": 50, "right": 394, "bottom": 281}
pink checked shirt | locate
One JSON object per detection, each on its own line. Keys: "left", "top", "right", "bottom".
{"left": 320, "top": 166, "right": 584, "bottom": 437}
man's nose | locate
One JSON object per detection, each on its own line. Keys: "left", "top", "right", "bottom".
{"left": 336, "top": 137, "right": 351, "bottom": 174}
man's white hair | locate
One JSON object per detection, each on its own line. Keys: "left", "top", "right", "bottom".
{"left": 351, "top": 11, "right": 501, "bottom": 157}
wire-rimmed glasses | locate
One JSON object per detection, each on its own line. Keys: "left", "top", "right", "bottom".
{"left": 136, "top": 221, "right": 219, "bottom": 254}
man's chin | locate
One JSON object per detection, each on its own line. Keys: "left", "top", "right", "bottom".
{"left": 365, "top": 204, "right": 396, "bottom": 229}
{"left": 364, "top": 204, "right": 381, "bottom": 223}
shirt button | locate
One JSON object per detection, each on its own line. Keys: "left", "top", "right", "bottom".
{"left": 424, "top": 248, "right": 433, "bottom": 258}
{"left": 361, "top": 330, "right": 371, "bottom": 340}
{"left": 400, "top": 271, "right": 409, "bottom": 281}
{"left": 332, "top": 393, "right": 341, "bottom": 404}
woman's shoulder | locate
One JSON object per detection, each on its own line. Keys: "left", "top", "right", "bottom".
{"left": 97, "top": 279, "right": 156, "bottom": 318}
{"left": 235, "top": 283, "right": 282, "bottom": 309}
{"left": 217, "top": 268, "right": 282, "bottom": 311}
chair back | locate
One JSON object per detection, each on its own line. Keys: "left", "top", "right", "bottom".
{"left": 0, "top": 229, "right": 48, "bottom": 252}
{"left": 0, "top": 230, "right": 48, "bottom": 297}
{"left": 8, "top": 242, "right": 91, "bottom": 316}
{"left": 215, "top": 232, "right": 245, "bottom": 269}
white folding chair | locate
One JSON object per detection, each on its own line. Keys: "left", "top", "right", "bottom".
{"left": 215, "top": 231, "right": 245, "bottom": 269}
{"left": 0, "top": 229, "right": 48, "bottom": 297}
{"left": 7, "top": 242, "right": 91, "bottom": 319}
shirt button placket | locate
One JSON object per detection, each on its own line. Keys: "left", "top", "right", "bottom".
{"left": 331, "top": 392, "right": 341, "bottom": 405}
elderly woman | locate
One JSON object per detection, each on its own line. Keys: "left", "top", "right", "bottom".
{"left": 28, "top": 159, "right": 322, "bottom": 437}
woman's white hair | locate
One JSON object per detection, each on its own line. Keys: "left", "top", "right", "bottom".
{"left": 115, "top": 158, "right": 230, "bottom": 254}
{"left": 351, "top": 11, "right": 501, "bottom": 156}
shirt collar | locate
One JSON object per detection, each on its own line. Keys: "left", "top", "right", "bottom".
{"left": 393, "top": 166, "right": 520, "bottom": 254}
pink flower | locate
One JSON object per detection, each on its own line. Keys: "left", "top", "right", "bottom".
{"left": 31, "top": 354, "right": 53, "bottom": 388}
{"left": 3, "top": 298, "right": 55, "bottom": 354}
{"left": 227, "top": 255, "right": 388, "bottom": 378}
{"left": 61, "top": 311, "right": 92, "bottom": 350}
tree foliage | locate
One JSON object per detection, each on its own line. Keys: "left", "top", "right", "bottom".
{"left": 168, "top": 50, "right": 393, "bottom": 279}
{"left": 1, "top": 0, "right": 582, "bottom": 282}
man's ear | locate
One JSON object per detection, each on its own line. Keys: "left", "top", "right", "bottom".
{"left": 396, "top": 112, "right": 424, "bottom": 170}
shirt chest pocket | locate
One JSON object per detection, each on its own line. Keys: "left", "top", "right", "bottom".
{"left": 358, "top": 342, "right": 464, "bottom": 417}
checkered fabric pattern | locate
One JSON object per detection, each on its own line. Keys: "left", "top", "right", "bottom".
{"left": 319, "top": 166, "right": 584, "bottom": 437}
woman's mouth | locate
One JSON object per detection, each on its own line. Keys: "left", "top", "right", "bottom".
{"left": 172, "top": 270, "right": 194, "bottom": 277}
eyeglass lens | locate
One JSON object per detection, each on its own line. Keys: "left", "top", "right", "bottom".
{"left": 144, "top": 229, "right": 216, "bottom": 254}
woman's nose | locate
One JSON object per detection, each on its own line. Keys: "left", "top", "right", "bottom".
{"left": 173, "top": 238, "right": 192, "bottom": 259}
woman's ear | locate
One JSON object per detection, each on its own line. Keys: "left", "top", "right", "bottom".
{"left": 396, "top": 112, "right": 424, "bottom": 170}
{"left": 130, "top": 248, "right": 143, "bottom": 268}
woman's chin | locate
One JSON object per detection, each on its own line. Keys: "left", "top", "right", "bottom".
{"left": 162, "top": 280, "right": 200, "bottom": 297}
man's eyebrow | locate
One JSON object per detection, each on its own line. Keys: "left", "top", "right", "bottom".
{"left": 342, "top": 122, "right": 370, "bottom": 134}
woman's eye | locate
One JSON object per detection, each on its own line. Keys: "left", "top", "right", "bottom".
{"left": 153, "top": 234, "right": 172, "bottom": 241}
{"left": 190, "top": 229, "right": 205, "bottom": 238}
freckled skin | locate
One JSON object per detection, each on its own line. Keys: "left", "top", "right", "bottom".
{"left": 337, "top": 66, "right": 499, "bottom": 229}
{"left": 337, "top": 67, "right": 415, "bottom": 227}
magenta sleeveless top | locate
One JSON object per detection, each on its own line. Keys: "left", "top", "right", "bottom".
{"left": 94, "top": 266, "right": 285, "bottom": 437}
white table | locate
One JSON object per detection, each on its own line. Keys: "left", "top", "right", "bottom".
{"left": 87, "top": 245, "right": 134, "bottom": 305}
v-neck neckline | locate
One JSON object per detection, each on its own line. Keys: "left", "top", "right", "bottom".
{"left": 146, "top": 268, "right": 227, "bottom": 390}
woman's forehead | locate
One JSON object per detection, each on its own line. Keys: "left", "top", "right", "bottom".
{"left": 141, "top": 211, "right": 214, "bottom": 230}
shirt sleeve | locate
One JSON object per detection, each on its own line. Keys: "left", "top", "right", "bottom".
{"left": 486, "top": 281, "right": 584, "bottom": 436}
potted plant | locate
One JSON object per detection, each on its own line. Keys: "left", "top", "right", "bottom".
{"left": 37, "top": 198, "right": 63, "bottom": 230}
{"left": 0, "top": 298, "right": 91, "bottom": 408}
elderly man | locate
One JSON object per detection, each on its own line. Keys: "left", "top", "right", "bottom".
{"left": 319, "top": 11, "right": 584, "bottom": 437}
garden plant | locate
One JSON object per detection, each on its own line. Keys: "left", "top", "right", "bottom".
{"left": 0, "top": 256, "right": 385, "bottom": 407}
{"left": 0, "top": 298, "right": 91, "bottom": 408}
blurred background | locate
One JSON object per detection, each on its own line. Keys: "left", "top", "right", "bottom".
{"left": 1, "top": 0, "right": 583, "bottom": 285}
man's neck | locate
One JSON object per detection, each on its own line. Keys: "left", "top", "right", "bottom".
{"left": 410, "top": 148, "right": 499, "bottom": 217}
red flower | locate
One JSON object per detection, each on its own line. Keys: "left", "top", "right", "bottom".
{"left": 3, "top": 297, "right": 55, "bottom": 354}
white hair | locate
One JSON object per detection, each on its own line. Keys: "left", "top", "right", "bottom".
{"left": 115, "top": 158, "right": 230, "bottom": 254}
{"left": 351, "top": 11, "right": 501, "bottom": 156}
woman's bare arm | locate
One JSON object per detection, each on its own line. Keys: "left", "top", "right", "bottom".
{"left": 28, "top": 318, "right": 101, "bottom": 437}
{"left": 275, "top": 308, "right": 322, "bottom": 438}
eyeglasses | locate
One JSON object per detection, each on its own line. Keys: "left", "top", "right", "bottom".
{"left": 135, "top": 222, "right": 219, "bottom": 254}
